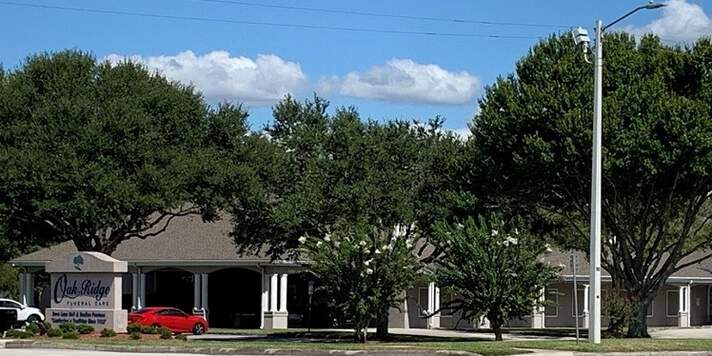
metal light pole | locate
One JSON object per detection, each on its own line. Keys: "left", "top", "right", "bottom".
{"left": 572, "top": 2, "right": 666, "bottom": 344}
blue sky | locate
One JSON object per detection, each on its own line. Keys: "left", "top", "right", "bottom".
{"left": 1, "top": 0, "right": 710, "bottom": 133}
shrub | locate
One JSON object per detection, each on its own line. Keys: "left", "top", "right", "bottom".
{"left": 77, "top": 324, "right": 94, "bottom": 335}
{"left": 5, "top": 329, "right": 33, "bottom": 339}
{"left": 46, "top": 328, "right": 63, "bottom": 337}
{"left": 25, "top": 323, "right": 40, "bottom": 335}
{"left": 100, "top": 328, "right": 116, "bottom": 338}
{"left": 59, "top": 322, "right": 77, "bottom": 334}
{"left": 126, "top": 323, "right": 141, "bottom": 333}
{"left": 129, "top": 332, "right": 142, "bottom": 340}
{"left": 62, "top": 331, "right": 79, "bottom": 340}
{"left": 159, "top": 327, "right": 172, "bottom": 339}
{"left": 140, "top": 325, "right": 158, "bottom": 334}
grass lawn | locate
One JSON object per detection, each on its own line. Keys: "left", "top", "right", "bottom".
{"left": 37, "top": 335, "right": 712, "bottom": 356}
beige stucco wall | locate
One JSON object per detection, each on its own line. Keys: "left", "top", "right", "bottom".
{"left": 397, "top": 281, "right": 711, "bottom": 329}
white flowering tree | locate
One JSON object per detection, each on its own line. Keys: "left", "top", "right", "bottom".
{"left": 300, "top": 223, "right": 419, "bottom": 343}
{"left": 431, "top": 216, "right": 559, "bottom": 341}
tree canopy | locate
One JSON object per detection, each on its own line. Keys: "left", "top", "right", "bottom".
{"left": 431, "top": 216, "right": 559, "bottom": 341}
{"left": 466, "top": 34, "right": 712, "bottom": 336}
{"left": 0, "top": 50, "right": 255, "bottom": 254}
{"left": 230, "top": 96, "right": 462, "bottom": 337}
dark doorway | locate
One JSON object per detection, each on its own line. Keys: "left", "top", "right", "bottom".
{"left": 145, "top": 269, "right": 193, "bottom": 313}
{"left": 287, "top": 272, "right": 335, "bottom": 328}
{"left": 208, "top": 268, "right": 260, "bottom": 328}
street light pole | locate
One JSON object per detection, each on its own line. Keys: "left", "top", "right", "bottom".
{"left": 589, "top": 19, "right": 603, "bottom": 344}
{"left": 572, "top": 2, "right": 666, "bottom": 345}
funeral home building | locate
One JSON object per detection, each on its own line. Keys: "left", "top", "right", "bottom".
{"left": 10, "top": 214, "right": 712, "bottom": 330}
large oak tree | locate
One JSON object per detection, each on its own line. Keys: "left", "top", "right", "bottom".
{"left": 0, "top": 50, "right": 255, "bottom": 254}
{"left": 466, "top": 34, "right": 712, "bottom": 337}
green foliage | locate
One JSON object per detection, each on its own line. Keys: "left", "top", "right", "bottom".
{"left": 100, "top": 328, "right": 116, "bottom": 338}
{"left": 0, "top": 263, "right": 18, "bottom": 299}
{"left": 62, "top": 331, "right": 80, "bottom": 339}
{"left": 5, "top": 329, "right": 33, "bottom": 339}
{"left": 602, "top": 289, "right": 637, "bottom": 338}
{"left": 126, "top": 323, "right": 141, "bottom": 333}
{"left": 175, "top": 333, "right": 188, "bottom": 341}
{"left": 0, "top": 50, "right": 254, "bottom": 254}
{"left": 140, "top": 325, "right": 159, "bottom": 334}
{"left": 46, "top": 328, "right": 62, "bottom": 337}
{"left": 129, "top": 331, "right": 142, "bottom": 340}
{"left": 24, "top": 322, "right": 39, "bottom": 335}
{"left": 159, "top": 327, "right": 172, "bottom": 339}
{"left": 231, "top": 96, "right": 462, "bottom": 340}
{"left": 301, "top": 223, "right": 419, "bottom": 342}
{"left": 58, "top": 322, "right": 76, "bottom": 334}
{"left": 468, "top": 34, "right": 712, "bottom": 337}
{"left": 431, "top": 216, "right": 559, "bottom": 341}
{"left": 77, "top": 324, "right": 94, "bottom": 334}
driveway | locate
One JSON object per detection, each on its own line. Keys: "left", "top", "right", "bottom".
{"left": 650, "top": 327, "right": 712, "bottom": 339}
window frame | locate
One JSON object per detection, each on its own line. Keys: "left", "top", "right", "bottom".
{"left": 545, "top": 288, "right": 559, "bottom": 317}
{"left": 666, "top": 290, "right": 680, "bottom": 317}
{"left": 417, "top": 287, "right": 429, "bottom": 316}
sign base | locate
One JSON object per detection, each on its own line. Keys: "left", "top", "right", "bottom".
{"left": 47, "top": 308, "right": 127, "bottom": 333}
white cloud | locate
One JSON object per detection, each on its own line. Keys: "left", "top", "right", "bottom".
{"left": 104, "top": 51, "right": 307, "bottom": 105}
{"left": 625, "top": 0, "right": 712, "bottom": 42}
{"left": 319, "top": 59, "right": 479, "bottom": 105}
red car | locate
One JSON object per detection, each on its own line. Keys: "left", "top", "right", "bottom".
{"left": 128, "top": 307, "right": 208, "bottom": 335}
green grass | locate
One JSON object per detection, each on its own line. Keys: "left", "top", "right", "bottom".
{"left": 41, "top": 336, "right": 712, "bottom": 356}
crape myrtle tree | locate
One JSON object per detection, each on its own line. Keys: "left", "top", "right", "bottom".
{"left": 430, "top": 216, "right": 559, "bottom": 341}
{"left": 466, "top": 34, "right": 712, "bottom": 337}
{"left": 230, "top": 96, "right": 462, "bottom": 339}
{"left": 300, "top": 222, "right": 418, "bottom": 342}
{"left": 0, "top": 50, "right": 256, "bottom": 254}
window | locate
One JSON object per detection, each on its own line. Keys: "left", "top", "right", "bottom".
{"left": 646, "top": 300, "right": 654, "bottom": 317}
{"left": 418, "top": 288, "right": 429, "bottom": 316}
{"left": 440, "top": 290, "right": 455, "bottom": 317}
{"left": 158, "top": 309, "right": 185, "bottom": 317}
{"left": 571, "top": 288, "right": 585, "bottom": 317}
{"left": 545, "top": 289, "right": 559, "bottom": 317}
{"left": 666, "top": 290, "right": 680, "bottom": 317}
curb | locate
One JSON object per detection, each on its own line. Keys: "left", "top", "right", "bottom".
{"left": 3, "top": 341, "right": 480, "bottom": 356}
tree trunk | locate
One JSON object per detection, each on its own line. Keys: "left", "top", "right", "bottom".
{"left": 491, "top": 320, "right": 503, "bottom": 341}
{"left": 627, "top": 296, "right": 651, "bottom": 338}
{"left": 354, "top": 325, "right": 368, "bottom": 343}
{"left": 376, "top": 308, "right": 389, "bottom": 339}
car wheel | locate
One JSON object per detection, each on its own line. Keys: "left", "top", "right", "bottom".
{"left": 26, "top": 315, "right": 41, "bottom": 324}
{"left": 192, "top": 323, "right": 205, "bottom": 335}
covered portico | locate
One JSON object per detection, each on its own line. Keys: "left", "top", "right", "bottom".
{"left": 11, "top": 214, "right": 305, "bottom": 329}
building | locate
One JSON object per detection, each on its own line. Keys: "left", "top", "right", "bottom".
{"left": 10, "top": 214, "right": 712, "bottom": 330}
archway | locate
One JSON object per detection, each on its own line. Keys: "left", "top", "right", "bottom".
{"left": 208, "top": 268, "right": 260, "bottom": 328}
{"left": 145, "top": 268, "right": 194, "bottom": 313}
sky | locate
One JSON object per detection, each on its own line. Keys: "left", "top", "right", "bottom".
{"left": 1, "top": 0, "right": 711, "bottom": 134}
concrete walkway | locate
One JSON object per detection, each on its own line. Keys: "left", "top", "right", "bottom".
{"left": 650, "top": 327, "right": 712, "bottom": 339}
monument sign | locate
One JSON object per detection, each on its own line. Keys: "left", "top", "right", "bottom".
{"left": 45, "top": 252, "right": 127, "bottom": 332}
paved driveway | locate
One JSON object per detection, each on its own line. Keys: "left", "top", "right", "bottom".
{"left": 650, "top": 327, "right": 712, "bottom": 339}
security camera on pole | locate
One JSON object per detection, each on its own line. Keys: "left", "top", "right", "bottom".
{"left": 571, "top": 1, "right": 665, "bottom": 344}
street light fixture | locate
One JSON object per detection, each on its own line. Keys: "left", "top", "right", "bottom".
{"left": 572, "top": 1, "right": 666, "bottom": 345}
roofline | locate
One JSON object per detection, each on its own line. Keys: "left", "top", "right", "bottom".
{"left": 562, "top": 275, "right": 712, "bottom": 284}
{"left": 11, "top": 259, "right": 304, "bottom": 268}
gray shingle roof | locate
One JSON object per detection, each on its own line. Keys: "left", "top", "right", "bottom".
{"left": 11, "top": 214, "right": 278, "bottom": 266}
